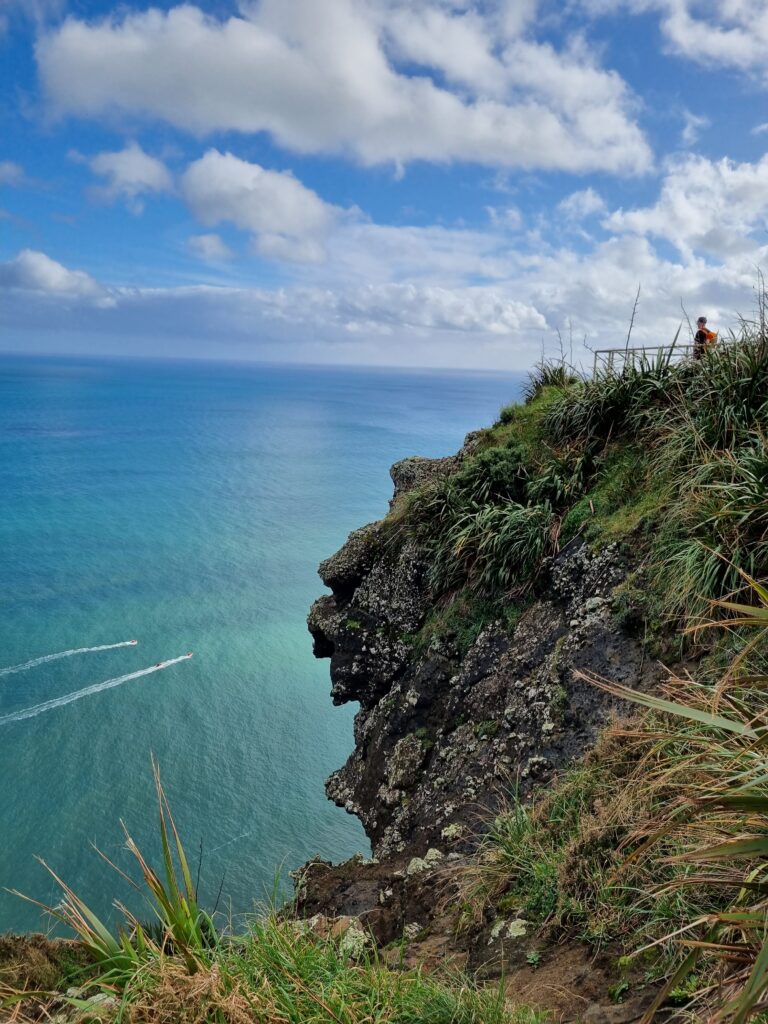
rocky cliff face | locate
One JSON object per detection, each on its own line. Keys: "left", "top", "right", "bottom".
{"left": 308, "top": 445, "right": 661, "bottom": 861}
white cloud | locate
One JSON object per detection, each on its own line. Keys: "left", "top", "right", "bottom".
{"left": 186, "top": 233, "right": 234, "bottom": 262}
{"left": 37, "top": 1, "right": 652, "bottom": 174}
{"left": 73, "top": 142, "right": 172, "bottom": 213}
{"left": 486, "top": 206, "right": 523, "bottom": 230}
{"left": 329, "top": 283, "right": 546, "bottom": 335}
{"left": 753, "top": 122, "right": 768, "bottom": 134}
{"left": 6, "top": 142, "right": 768, "bottom": 367}
{"left": 322, "top": 222, "right": 515, "bottom": 287}
{"left": 605, "top": 153, "right": 768, "bottom": 258}
{"left": 0, "top": 160, "right": 27, "bottom": 186}
{"left": 680, "top": 109, "right": 709, "bottom": 146}
{"left": 658, "top": 0, "right": 768, "bottom": 77}
{"left": 582, "top": 0, "right": 768, "bottom": 80}
{"left": 558, "top": 187, "right": 607, "bottom": 219}
{"left": 0, "top": 248, "right": 105, "bottom": 299}
{"left": 1, "top": 219, "right": 765, "bottom": 368}
{"left": 181, "top": 149, "right": 342, "bottom": 264}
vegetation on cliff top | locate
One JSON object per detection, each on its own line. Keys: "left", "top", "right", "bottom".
{"left": 389, "top": 321, "right": 768, "bottom": 658}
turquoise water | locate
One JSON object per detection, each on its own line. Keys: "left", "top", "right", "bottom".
{"left": 0, "top": 356, "right": 521, "bottom": 933}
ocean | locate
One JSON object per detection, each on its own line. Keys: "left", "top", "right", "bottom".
{"left": 0, "top": 355, "right": 522, "bottom": 933}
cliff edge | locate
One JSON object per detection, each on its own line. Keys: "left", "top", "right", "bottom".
{"left": 308, "top": 451, "right": 660, "bottom": 861}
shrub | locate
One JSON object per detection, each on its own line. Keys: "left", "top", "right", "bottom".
{"left": 526, "top": 446, "right": 594, "bottom": 509}
{"left": 450, "top": 445, "right": 529, "bottom": 505}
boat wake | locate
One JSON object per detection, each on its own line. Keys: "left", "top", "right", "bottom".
{"left": 0, "top": 655, "right": 192, "bottom": 726}
{"left": 0, "top": 640, "right": 139, "bottom": 679}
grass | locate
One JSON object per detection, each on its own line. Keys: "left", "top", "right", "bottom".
{"left": 580, "top": 573, "right": 768, "bottom": 1023}
{"left": 1, "top": 765, "right": 551, "bottom": 1024}
{"left": 468, "top": 726, "right": 732, "bottom": 1009}
{"left": 116, "top": 914, "right": 550, "bottom": 1024}
{"left": 466, "top": 736, "right": 678, "bottom": 942}
{"left": 470, "top": 571, "right": 768, "bottom": 1022}
{"left": 383, "top": 323, "right": 768, "bottom": 655}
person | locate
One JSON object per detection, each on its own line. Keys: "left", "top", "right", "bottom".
{"left": 693, "top": 316, "right": 717, "bottom": 359}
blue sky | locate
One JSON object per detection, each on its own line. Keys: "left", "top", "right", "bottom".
{"left": 1, "top": 0, "right": 767, "bottom": 369}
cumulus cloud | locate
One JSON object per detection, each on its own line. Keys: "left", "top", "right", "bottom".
{"left": 0, "top": 248, "right": 105, "bottom": 298}
{"left": 73, "top": 141, "right": 173, "bottom": 213}
{"left": 36, "top": 1, "right": 652, "bottom": 173}
{"left": 186, "top": 233, "right": 234, "bottom": 262}
{"left": 558, "top": 187, "right": 607, "bottom": 219}
{"left": 5, "top": 142, "right": 768, "bottom": 367}
{"left": 181, "top": 149, "right": 342, "bottom": 263}
{"left": 657, "top": 0, "right": 768, "bottom": 77}
{"left": 605, "top": 153, "right": 768, "bottom": 258}
{"left": 2, "top": 217, "right": 766, "bottom": 367}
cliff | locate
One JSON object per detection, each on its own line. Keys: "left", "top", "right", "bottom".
{"left": 308, "top": 453, "right": 660, "bottom": 862}
{"left": 300, "top": 341, "right": 768, "bottom": 1018}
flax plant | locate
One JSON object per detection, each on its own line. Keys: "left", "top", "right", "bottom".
{"left": 10, "top": 758, "right": 217, "bottom": 988}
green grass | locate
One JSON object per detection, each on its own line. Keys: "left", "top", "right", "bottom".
{"left": 410, "top": 589, "right": 530, "bottom": 659}
{"left": 582, "top": 576, "right": 768, "bottom": 1022}
{"left": 470, "top": 729, "right": 722, "bottom": 961}
{"left": 2, "top": 766, "right": 551, "bottom": 1024}
{"left": 473, "top": 574, "right": 768, "bottom": 1021}
{"left": 384, "top": 330, "right": 768, "bottom": 654}
{"left": 110, "top": 913, "right": 550, "bottom": 1024}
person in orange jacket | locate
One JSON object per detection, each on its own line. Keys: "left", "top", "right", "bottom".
{"left": 693, "top": 316, "right": 717, "bottom": 359}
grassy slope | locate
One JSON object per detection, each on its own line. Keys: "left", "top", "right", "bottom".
{"left": 388, "top": 333, "right": 768, "bottom": 661}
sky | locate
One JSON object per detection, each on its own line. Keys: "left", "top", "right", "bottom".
{"left": 0, "top": 0, "right": 767, "bottom": 369}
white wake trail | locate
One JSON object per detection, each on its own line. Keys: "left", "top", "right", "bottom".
{"left": 0, "top": 641, "right": 139, "bottom": 679}
{"left": 0, "top": 656, "right": 190, "bottom": 726}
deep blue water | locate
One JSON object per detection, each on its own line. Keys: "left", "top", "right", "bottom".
{"left": 0, "top": 356, "right": 522, "bottom": 933}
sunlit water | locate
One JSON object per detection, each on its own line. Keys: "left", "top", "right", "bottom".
{"left": 0, "top": 355, "right": 521, "bottom": 932}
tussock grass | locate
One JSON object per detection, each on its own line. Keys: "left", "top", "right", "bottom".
{"left": 465, "top": 730, "right": 720, "bottom": 960}
{"left": 579, "top": 574, "right": 768, "bottom": 1023}
{"left": 392, "top": 322, "right": 768, "bottom": 644}
{"left": 2, "top": 767, "right": 550, "bottom": 1024}
{"left": 469, "top": 573, "right": 768, "bottom": 1021}
{"left": 120, "top": 914, "right": 547, "bottom": 1024}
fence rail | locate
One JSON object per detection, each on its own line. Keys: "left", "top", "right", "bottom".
{"left": 592, "top": 342, "right": 697, "bottom": 376}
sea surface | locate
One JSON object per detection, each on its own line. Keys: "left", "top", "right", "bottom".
{"left": 0, "top": 356, "right": 522, "bottom": 933}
